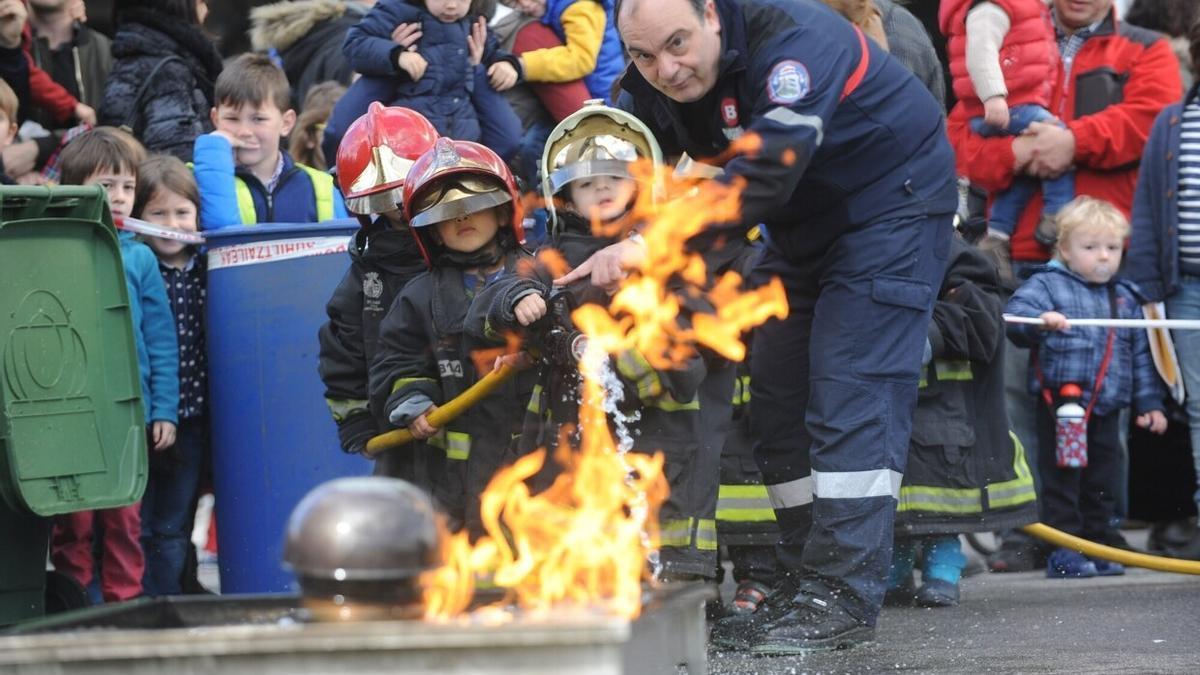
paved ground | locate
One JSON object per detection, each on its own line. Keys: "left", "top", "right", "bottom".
{"left": 193, "top": 520, "right": 1200, "bottom": 674}
{"left": 708, "top": 532, "right": 1200, "bottom": 674}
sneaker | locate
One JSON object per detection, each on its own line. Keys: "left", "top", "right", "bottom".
{"left": 709, "top": 580, "right": 795, "bottom": 651}
{"left": 914, "top": 579, "right": 960, "bottom": 607}
{"left": 1090, "top": 558, "right": 1125, "bottom": 576}
{"left": 749, "top": 591, "right": 875, "bottom": 654}
{"left": 1148, "top": 519, "right": 1196, "bottom": 553}
{"left": 987, "top": 537, "right": 1046, "bottom": 573}
{"left": 1165, "top": 526, "right": 1200, "bottom": 561}
{"left": 1046, "top": 548, "right": 1097, "bottom": 579}
{"left": 728, "top": 580, "right": 771, "bottom": 615}
{"left": 1034, "top": 214, "right": 1058, "bottom": 246}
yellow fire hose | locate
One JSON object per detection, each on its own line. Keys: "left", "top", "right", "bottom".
{"left": 1022, "top": 523, "right": 1200, "bottom": 575}
{"left": 364, "top": 364, "right": 518, "bottom": 457}
{"left": 362, "top": 366, "right": 1200, "bottom": 575}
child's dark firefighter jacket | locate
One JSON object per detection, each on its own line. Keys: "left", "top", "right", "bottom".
{"left": 898, "top": 237, "right": 1038, "bottom": 535}
{"left": 473, "top": 212, "right": 715, "bottom": 574}
{"left": 368, "top": 249, "right": 539, "bottom": 537}
{"left": 318, "top": 220, "right": 431, "bottom": 479}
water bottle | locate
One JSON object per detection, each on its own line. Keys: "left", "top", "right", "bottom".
{"left": 1055, "top": 383, "right": 1088, "bottom": 468}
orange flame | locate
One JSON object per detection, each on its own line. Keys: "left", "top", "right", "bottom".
{"left": 422, "top": 145, "right": 787, "bottom": 621}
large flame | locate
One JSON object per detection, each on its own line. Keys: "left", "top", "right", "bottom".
{"left": 422, "top": 147, "right": 787, "bottom": 621}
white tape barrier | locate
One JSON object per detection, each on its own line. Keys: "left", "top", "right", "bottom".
{"left": 206, "top": 235, "right": 350, "bottom": 270}
{"left": 1003, "top": 314, "right": 1200, "bottom": 330}
{"left": 114, "top": 216, "right": 206, "bottom": 244}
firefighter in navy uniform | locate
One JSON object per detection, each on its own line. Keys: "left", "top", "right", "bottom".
{"left": 318, "top": 103, "right": 441, "bottom": 484}
{"left": 368, "top": 139, "right": 538, "bottom": 537}
{"left": 558, "top": 0, "right": 958, "bottom": 652}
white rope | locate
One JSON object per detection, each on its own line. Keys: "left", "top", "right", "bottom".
{"left": 114, "top": 216, "right": 205, "bottom": 244}
{"left": 1003, "top": 314, "right": 1200, "bottom": 330}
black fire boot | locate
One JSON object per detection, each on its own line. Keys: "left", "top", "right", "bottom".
{"left": 749, "top": 590, "right": 875, "bottom": 654}
{"left": 708, "top": 579, "right": 796, "bottom": 651}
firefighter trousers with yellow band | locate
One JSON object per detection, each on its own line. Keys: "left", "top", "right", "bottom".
{"left": 654, "top": 361, "right": 737, "bottom": 580}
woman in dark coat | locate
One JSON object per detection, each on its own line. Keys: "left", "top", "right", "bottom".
{"left": 99, "top": 0, "right": 223, "bottom": 161}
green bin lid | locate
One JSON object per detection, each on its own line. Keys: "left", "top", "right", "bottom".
{"left": 0, "top": 186, "right": 147, "bottom": 516}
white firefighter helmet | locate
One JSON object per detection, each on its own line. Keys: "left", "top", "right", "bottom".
{"left": 540, "top": 100, "right": 663, "bottom": 236}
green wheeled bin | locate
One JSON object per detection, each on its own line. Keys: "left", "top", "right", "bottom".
{"left": 0, "top": 186, "right": 147, "bottom": 625}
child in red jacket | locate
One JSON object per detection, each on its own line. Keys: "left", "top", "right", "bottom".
{"left": 939, "top": 0, "right": 1068, "bottom": 244}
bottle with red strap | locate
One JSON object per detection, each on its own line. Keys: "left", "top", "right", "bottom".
{"left": 1054, "top": 383, "right": 1088, "bottom": 468}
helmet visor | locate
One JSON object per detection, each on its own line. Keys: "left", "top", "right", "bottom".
{"left": 548, "top": 159, "right": 635, "bottom": 194}
{"left": 344, "top": 186, "right": 405, "bottom": 217}
{"left": 547, "top": 135, "right": 641, "bottom": 194}
{"left": 409, "top": 176, "right": 513, "bottom": 229}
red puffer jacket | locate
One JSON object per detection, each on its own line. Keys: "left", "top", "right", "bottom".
{"left": 939, "top": 0, "right": 1059, "bottom": 117}
{"left": 947, "top": 11, "right": 1182, "bottom": 262}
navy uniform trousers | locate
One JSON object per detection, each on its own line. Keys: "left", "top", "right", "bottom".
{"left": 750, "top": 212, "right": 952, "bottom": 624}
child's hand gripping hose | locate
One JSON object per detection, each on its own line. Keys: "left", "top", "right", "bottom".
{"left": 364, "top": 291, "right": 588, "bottom": 457}
{"left": 364, "top": 363, "right": 519, "bottom": 457}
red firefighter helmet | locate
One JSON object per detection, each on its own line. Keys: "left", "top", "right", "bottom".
{"left": 403, "top": 138, "right": 525, "bottom": 266}
{"left": 336, "top": 102, "right": 439, "bottom": 216}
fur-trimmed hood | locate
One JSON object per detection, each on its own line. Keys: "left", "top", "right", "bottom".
{"left": 250, "top": 0, "right": 348, "bottom": 52}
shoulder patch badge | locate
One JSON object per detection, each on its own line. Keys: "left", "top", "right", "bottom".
{"left": 767, "top": 60, "right": 810, "bottom": 105}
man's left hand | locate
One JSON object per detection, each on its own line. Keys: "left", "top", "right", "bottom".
{"left": 553, "top": 237, "right": 647, "bottom": 292}
{"left": 1024, "top": 121, "right": 1075, "bottom": 179}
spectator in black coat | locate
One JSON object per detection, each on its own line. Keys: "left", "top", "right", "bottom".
{"left": 99, "top": 0, "right": 223, "bottom": 162}
{"left": 249, "top": 0, "right": 372, "bottom": 112}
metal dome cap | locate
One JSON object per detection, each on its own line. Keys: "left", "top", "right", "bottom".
{"left": 540, "top": 100, "right": 663, "bottom": 235}
{"left": 336, "top": 103, "right": 439, "bottom": 216}
{"left": 283, "top": 477, "right": 441, "bottom": 582}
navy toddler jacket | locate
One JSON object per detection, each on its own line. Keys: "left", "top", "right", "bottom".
{"left": 342, "top": 0, "right": 522, "bottom": 142}
{"left": 1006, "top": 262, "right": 1164, "bottom": 417}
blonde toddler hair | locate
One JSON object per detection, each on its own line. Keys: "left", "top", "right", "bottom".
{"left": 1054, "top": 196, "right": 1130, "bottom": 253}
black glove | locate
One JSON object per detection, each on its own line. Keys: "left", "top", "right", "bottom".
{"left": 337, "top": 412, "right": 379, "bottom": 456}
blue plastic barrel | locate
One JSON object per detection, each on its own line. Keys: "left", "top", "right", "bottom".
{"left": 205, "top": 221, "right": 370, "bottom": 593}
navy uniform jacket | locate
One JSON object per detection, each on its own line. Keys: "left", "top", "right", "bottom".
{"left": 618, "top": 0, "right": 958, "bottom": 260}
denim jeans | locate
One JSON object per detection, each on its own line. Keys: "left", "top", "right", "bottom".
{"left": 140, "top": 419, "right": 207, "bottom": 596}
{"left": 970, "top": 104, "right": 1076, "bottom": 237}
{"left": 1165, "top": 277, "right": 1200, "bottom": 510}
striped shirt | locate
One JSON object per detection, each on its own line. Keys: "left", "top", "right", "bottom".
{"left": 1179, "top": 100, "right": 1200, "bottom": 274}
